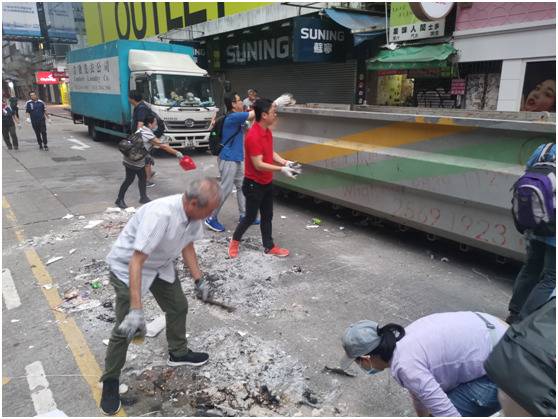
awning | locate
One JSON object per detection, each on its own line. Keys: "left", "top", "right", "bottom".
{"left": 324, "top": 8, "right": 385, "bottom": 32}
{"left": 353, "top": 31, "right": 385, "bottom": 47}
{"left": 367, "top": 43, "right": 456, "bottom": 71}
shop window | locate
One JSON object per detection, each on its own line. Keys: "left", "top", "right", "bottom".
{"left": 458, "top": 61, "right": 502, "bottom": 111}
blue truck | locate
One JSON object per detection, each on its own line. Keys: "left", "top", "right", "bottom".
{"left": 67, "top": 40, "right": 217, "bottom": 149}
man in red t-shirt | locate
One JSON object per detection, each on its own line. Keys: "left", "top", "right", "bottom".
{"left": 228, "top": 98, "right": 301, "bottom": 258}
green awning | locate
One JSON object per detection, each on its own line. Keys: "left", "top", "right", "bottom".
{"left": 367, "top": 43, "right": 456, "bottom": 71}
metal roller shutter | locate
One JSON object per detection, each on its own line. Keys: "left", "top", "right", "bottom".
{"left": 224, "top": 60, "right": 357, "bottom": 104}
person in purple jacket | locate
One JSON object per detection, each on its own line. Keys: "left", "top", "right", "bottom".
{"left": 340, "top": 312, "right": 509, "bottom": 417}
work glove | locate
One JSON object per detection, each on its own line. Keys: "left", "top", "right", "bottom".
{"left": 286, "top": 161, "right": 302, "bottom": 172}
{"left": 118, "top": 308, "right": 146, "bottom": 341}
{"left": 273, "top": 93, "right": 296, "bottom": 107}
{"left": 17, "top": 123, "right": 22, "bottom": 129}
{"left": 280, "top": 165, "right": 301, "bottom": 179}
{"left": 194, "top": 275, "right": 213, "bottom": 301}
{"left": 26, "top": 117, "right": 31, "bottom": 124}
{"left": 176, "top": 151, "right": 184, "bottom": 160}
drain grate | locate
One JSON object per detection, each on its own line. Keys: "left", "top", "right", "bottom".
{"left": 51, "top": 156, "right": 86, "bottom": 162}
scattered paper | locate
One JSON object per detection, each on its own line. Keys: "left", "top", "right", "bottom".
{"left": 83, "top": 220, "right": 103, "bottom": 229}
{"left": 125, "top": 207, "right": 136, "bottom": 214}
{"left": 339, "top": 226, "right": 345, "bottom": 230}
{"left": 62, "top": 214, "right": 74, "bottom": 220}
{"left": 280, "top": 216, "right": 287, "bottom": 219}
{"left": 441, "top": 257, "right": 450, "bottom": 263}
{"left": 105, "top": 207, "right": 122, "bottom": 213}
{"left": 305, "top": 225, "right": 319, "bottom": 229}
{"left": 46, "top": 256, "right": 64, "bottom": 265}
{"left": 119, "top": 383, "right": 129, "bottom": 394}
{"left": 237, "top": 331, "right": 247, "bottom": 337}
{"left": 77, "top": 215, "right": 86, "bottom": 220}
{"left": 103, "top": 339, "right": 110, "bottom": 346}
{"left": 29, "top": 345, "right": 34, "bottom": 349}
{"left": 11, "top": 319, "right": 20, "bottom": 323}
{"left": 69, "top": 249, "right": 76, "bottom": 255}
{"left": 42, "top": 284, "right": 53, "bottom": 290}
{"left": 146, "top": 315, "right": 166, "bottom": 337}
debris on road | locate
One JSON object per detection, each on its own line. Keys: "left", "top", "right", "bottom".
{"left": 78, "top": 216, "right": 86, "bottom": 220}
{"left": 10, "top": 319, "right": 20, "bottom": 323}
{"left": 280, "top": 216, "right": 287, "bottom": 219}
{"left": 305, "top": 225, "right": 319, "bottom": 230}
{"left": 62, "top": 214, "right": 74, "bottom": 220}
{"left": 339, "top": 227, "right": 345, "bottom": 230}
{"left": 69, "top": 249, "right": 76, "bottom": 255}
{"left": 441, "top": 257, "right": 450, "bottom": 263}
{"left": 105, "top": 207, "right": 122, "bottom": 213}
{"left": 322, "top": 366, "right": 356, "bottom": 378}
{"left": 46, "top": 256, "right": 64, "bottom": 265}
{"left": 312, "top": 218, "right": 322, "bottom": 225}
{"left": 103, "top": 339, "right": 110, "bottom": 346}
{"left": 42, "top": 284, "right": 54, "bottom": 290}
{"left": 83, "top": 220, "right": 103, "bottom": 229}
{"left": 125, "top": 207, "right": 136, "bottom": 214}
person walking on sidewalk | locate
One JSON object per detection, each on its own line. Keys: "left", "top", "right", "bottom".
{"left": 100, "top": 178, "right": 221, "bottom": 416}
{"left": 204, "top": 92, "right": 259, "bottom": 232}
{"left": 228, "top": 98, "right": 301, "bottom": 258}
{"left": 340, "top": 312, "right": 508, "bottom": 417}
{"left": 116, "top": 115, "right": 185, "bottom": 209}
{"left": 129, "top": 90, "right": 156, "bottom": 188}
{"left": 2, "top": 97, "right": 20, "bottom": 150}
{"left": 25, "top": 91, "right": 50, "bottom": 150}
{"left": 506, "top": 143, "right": 556, "bottom": 324}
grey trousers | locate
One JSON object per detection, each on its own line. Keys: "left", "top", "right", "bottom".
{"left": 212, "top": 159, "right": 245, "bottom": 219}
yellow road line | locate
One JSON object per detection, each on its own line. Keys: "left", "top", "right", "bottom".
{"left": 281, "top": 120, "right": 473, "bottom": 165}
{"left": 3, "top": 196, "right": 126, "bottom": 416}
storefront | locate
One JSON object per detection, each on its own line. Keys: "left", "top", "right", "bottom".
{"left": 196, "top": 10, "right": 384, "bottom": 105}
{"left": 35, "top": 70, "right": 68, "bottom": 104}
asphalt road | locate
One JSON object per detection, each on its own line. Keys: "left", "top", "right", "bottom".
{"left": 2, "top": 114, "right": 519, "bottom": 417}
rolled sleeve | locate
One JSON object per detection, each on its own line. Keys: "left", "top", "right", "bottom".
{"left": 133, "top": 212, "right": 169, "bottom": 255}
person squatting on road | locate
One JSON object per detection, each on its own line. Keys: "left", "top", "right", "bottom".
{"left": 341, "top": 312, "right": 508, "bottom": 417}
{"left": 129, "top": 90, "right": 157, "bottom": 187}
{"left": 2, "top": 97, "right": 20, "bottom": 150}
{"left": 115, "top": 115, "right": 184, "bottom": 209}
{"left": 25, "top": 91, "right": 50, "bottom": 150}
{"left": 506, "top": 142, "right": 556, "bottom": 324}
{"left": 99, "top": 178, "right": 221, "bottom": 415}
{"left": 204, "top": 92, "right": 259, "bottom": 232}
{"left": 228, "top": 98, "right": 301, "bottom": 258}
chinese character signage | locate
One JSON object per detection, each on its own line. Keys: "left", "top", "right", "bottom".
{"left": 68, "top": 57, "right": 121, "bottom": 94}
{"left": 389, "top": 2, "right": 445, "bottom": 42}
{"left": 292, "top": 17, "right": 350, "bottom": 62}
{"left": 450, "top": 79, "right": 466, "bottom": 95}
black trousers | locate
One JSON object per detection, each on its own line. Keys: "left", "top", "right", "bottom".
{"left": 2, "top": 125, "right": 18, "bottom": 149}
{"left": 31, "top": 119, "right": 47, "bottom": 146}
{"left": 233, "top": 178, "right": 274, "bottom": 250}
{"left": 117, "top": 164, "right": 148, "bottom": 201}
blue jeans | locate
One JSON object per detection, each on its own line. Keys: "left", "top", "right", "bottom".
{"left": 447, "top": 376, "right": 501, "bottom": 416}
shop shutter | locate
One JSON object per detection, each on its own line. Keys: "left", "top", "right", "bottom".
{"left": 223, "top": 60, "right": 357, "bottom": 105}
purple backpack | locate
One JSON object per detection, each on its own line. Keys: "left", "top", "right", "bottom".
{"left": 511, "top": 143, "right": 556, "bottom": 236}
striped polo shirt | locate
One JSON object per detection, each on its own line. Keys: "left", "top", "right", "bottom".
{"left": 106, "top": 194, "right": 204, "bottom": 295}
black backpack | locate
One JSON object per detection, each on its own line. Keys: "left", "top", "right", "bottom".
{"left": 150, "top": 109, "right": 166, "bottom": 138}
{"left": 484, "top": 297, "right": 556, "bottom": 416}
{"left": 209, "top": 114, "right": 241, "bottom": 156}
{"left": 118, "top": 131, "right": 148, "bottom": 161}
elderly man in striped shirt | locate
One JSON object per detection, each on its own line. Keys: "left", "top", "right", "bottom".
{"left": 99, "top": 177, "right": 221, "bottom": 416}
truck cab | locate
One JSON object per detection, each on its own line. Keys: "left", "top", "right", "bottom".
{"left": 129, "top": 50, "right": 217, "bottom": 150}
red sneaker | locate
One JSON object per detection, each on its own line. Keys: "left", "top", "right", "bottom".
{"left": 229, "top": 240, "right": 240, "bottom": 258}
{"left": 265, "top": 246, "right": 289, "bottom": 257}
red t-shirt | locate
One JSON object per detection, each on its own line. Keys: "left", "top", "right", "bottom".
{"left": 244, "top": 122, "right": 274, "bottom": 185}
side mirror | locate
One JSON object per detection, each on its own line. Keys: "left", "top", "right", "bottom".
{"left": 224, "top": 80, "right": 231, "bottom": 92}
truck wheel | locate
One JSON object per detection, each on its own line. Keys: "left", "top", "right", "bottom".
{"left": 88, "top": 124, "right": 103, "bottom": 142}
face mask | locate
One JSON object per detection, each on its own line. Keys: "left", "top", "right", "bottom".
{"left": 360, "top": 365, "right": 382, "bottom": 376}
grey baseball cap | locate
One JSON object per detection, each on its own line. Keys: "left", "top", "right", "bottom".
{"left": 340, "top": 320, "right": 381, "bottom": 370}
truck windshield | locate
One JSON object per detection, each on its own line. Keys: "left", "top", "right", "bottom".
{"left": 150, "top": 74, "right": 214, "bottom": 107}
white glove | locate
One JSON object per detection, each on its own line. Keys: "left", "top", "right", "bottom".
{"left": 281, "top": 165, "right": 301, "bottom": 179}
{"left": 286, "top": 161, "right": 302, "bottom": 172}
{"left": 118, "top": 308, "right": 146, "bottom": 341}
{"left": 176, "top": 151, "right": 184, "bottom": 159}
{"left": 273, "top": 93, "right": 296, "bottom": 107}
{"left": 47, "top": 118, "right": 52, "bottom": 124}
{"left": 17, "top": 123, "right": 22, "bottom": 129}
{"left": 26, "top": 117, "right": 30, "bottom": 124}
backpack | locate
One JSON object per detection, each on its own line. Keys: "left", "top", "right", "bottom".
{"left": 511, "top": 143, "right": 556, "bottom": 236}
{"left": 208, "top": 114, "right": 241, "bottom": 156}
{"left": 484, "top": 297, "right": 556, "bottom": 417}
{"left": 150, "top": 109, "right": 166, "bottom": 138}
{"left": 118, "top": 131, "right": 148, "bottom": 161}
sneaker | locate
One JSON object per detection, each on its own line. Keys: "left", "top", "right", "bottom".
{"left": 265, "top": 246, "right": 289, "bottom": 257}
{"left": 44, "top": 145, "right": 49, "bottom": 151}
{"left": 100, "top": 379, "right": 121, "bottom": 416}
{"left": 139, "top": 197, "right": 151, "bottom": 204}
{"left": 114, "top": 199, "right": 127, "bottom": 209}
{"left": 167, "top": 350, "right": 209, "bottom": 367}
{"left": 146, "top": 181, "right": 155, "bottom": 188}
{"left": 239, "top": 215, "right": 260, "bottom": 225}
{"left": 204, "top": 217, "right": 225, "bottom": 232}
{"left": 228, "top": 239, "right": 240, "bottom": 258}
{"left": 39, "top": 145, "right": 43, "bottom": 150}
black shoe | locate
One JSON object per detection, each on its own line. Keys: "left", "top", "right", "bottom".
{"left": 146, "top": 181, "right": 155, "bottom": 188}
{"left": 44, "top": 145, "right": 49, "bottom": 151}
{"left": 167, "top": 350, "right": 209, "bottom": 367}
{"left": 139, "top": 197, "right": 151, "bottom": 204}
{"left": 115, "top": 199, "right": 127, "bottom": 209}
{"left": 14, "top": 147, "right": 18, "bottom": 150}
{"left": 7, "top": 146, "right": 13, "bottom": 150}
{"left": 505, "top": 312, "right": 520, "bottom": 325}
{"left": 39, "top": 145, "right": 43, "bottom": 150}
{"left": 100, "top": 379, "right": 121, "bottom": 416}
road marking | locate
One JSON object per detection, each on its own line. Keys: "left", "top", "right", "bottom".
{"left": 2, "top": 196, "right": 126, "bottom": 417}
{"left": 67, "top": 138, "right": 90, "bottom": 150}
{"left": 25, "top": 361, "right": 58, "bottom": 415}
{"left": 2, "top": 268, "right": 21, "bottom": 310}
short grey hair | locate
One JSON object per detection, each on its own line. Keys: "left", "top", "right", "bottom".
{"left": 184, "top": 177, "right": 221, "bottom": 208}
